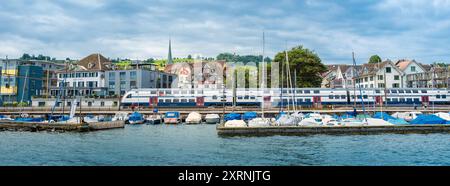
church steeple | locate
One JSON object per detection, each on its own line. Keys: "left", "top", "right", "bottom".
{"left": 167, "top": 38, "right": 173, "bottom": 65}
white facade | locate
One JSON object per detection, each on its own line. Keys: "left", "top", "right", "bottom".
{"left": 356, "top": 62, "right": 404, "bottom": 89}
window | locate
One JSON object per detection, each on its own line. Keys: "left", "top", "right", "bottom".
{"left": 394, "top": 75, "right": 399, "bottom": 80}
{"left": 405, "top": 90, "right": 411, "bottom": 93}
{"left": 398, "top": 90, "right": 404, "bottom": 93}
{"left": 120, "top": 72, "right": 126, "bottom": 80}
{"left": 101, "top": 102, "right": 105, "bottom": 107}
{"left": 407, "top": 98, "right": 412, "bottom": 102}
{"left": 386, "top": 67, "right": 391, "bottom": 73}
{"left": 109, "top": 81, "right": 115, "bottom": 89}
{"left": 400, "top": 98, "right": 405, "bottom": 102}
{"left": 313, "top": 90, "right": 320, "bottom": 94}
{"left": 370, "top": 76, "right": 373, "bottom": 81}
{"left": 130, "top": 81, "right": 137, "bottom": 88}
{"left": 341, "top": 95, "right": 346, "bottom": 99}
{"left": 38, "top": 102, "right": 45, "bottom": 107}
{"left": 414, "top": 98, "right": 420, "bottom": 102}
{"left": 442, "top": 95, "right": 446, "bottom": 99}
{"left": 130, "top": 71, "right": 137, "bottom": 80}
{"left": 411, "top": 66, "right": 416, "bottom": 72}
{"left": 421, "top": 90, "right": 427, "bottom": 93}
{"left": 329, "top": 95, "right": 334, "bottom": 99}
{"left": 304, "top": 90, "right": 310, "bottom": 94}
{"left": 413, "top": 90, "right": 418, "bottom": 93}
{"left": 393, "top": 83, "right": 400, "bottom": 88}
{"left": 375, "top": 90, "right": 381, "bottom": 93}
{"left": 391, "top": 90, "right": 398, "bottom": 93}
{"left": 364, "top": 77, "right": 368, "bottom": 82}
{"left": 181, "top": 99, "right": 187, "bottom": 103}
{"left": 436, "top": 95, "right": 441, "bottom": 99}
{"left": 378, "top": 75, "right": 383, "bottom": 80}
{"left": 212, "top": 95, "right": 217, "bottom": 100}
{"left": 334, "top": 95, "right": 340, "bottom": 99}
{"left": 297, "top": 99, "right": 303, "bottom": 102}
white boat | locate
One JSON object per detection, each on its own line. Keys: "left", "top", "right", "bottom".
{"left": 323, "top": 118, "right": 341, "bottom": 126}
{"left": 434, "top": 112, "right": 450, "bottom": 121}
{"left": 366, "top": 118, "right": 394, "bottom": 126}
{"left": 205, "top": 114, "right": 220, "bottom": 124}
{"left": 248, "top": 118, "right": 272, "bottom": 127}
{"left": 298, "top": 117, "right": 323, "bottom": 126}
{"left": 391, "top": 112, "right": 422, "bottom": 122}
{"left": 340, "top": 118, "right": 367, "bottom": 126}
{"left": 224, "top": 120, "right": 247, "bottom": 127}
{"left": 185, "top": 112, "right": 202, "bottom": 124}
{"left": 112, "top": 112, "right": 129, "bottom": 121}
{"left": 276, "top": 114, "right": 300, "bottom": 126}
{"left": 146, "top": 115, "right": 162, "bottom": 125}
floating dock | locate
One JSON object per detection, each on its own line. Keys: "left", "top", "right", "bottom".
{"left": 0, "top": 121, "right": 125, "bottom": 132}
{"left": 216, "top": 124, "right": 450, "bottom": 136}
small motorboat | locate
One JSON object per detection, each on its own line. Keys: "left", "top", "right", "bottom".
{"left": 0, "top": 115, "right": 13, "bottom": 121}
{"left": 366, "top": 118, "right": 394, "bottom": 126}
{"left": 128, "top": 112, "right": 145, "bottom": 124}
{"left": 205, "top": 114, "right": 220, "bottom": 124}
{"left": 275, "top": 114, "right": 299, "bottom": 126}
{"left": 340, "top": 118, "right": 367, "bottom": 126}
{"left": 298, "top": 117, "right": 323, "bottom": 126}
{"left": 112, "top": 112, "right": 129, "bottom": 122}
{"left": 185, "top": 112, "right": 202, "bottom": 124}
{"left": 146, "top": 114, "right": 162, "bottom": 125}
{"left": 224, "top": 113, "right": 241, "bottom": 121}
{"left": 164, "top": 112, "right": 181, "bottom": 124}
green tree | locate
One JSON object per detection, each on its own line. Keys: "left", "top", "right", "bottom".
{"left": 273, "top": 45, "right": 326, "bottom": 88}
{"left": 368, "top": 55, "right": 382, "bottom": 64}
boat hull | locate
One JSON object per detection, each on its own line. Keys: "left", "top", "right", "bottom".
{"left": 164, "top": 118, "right": 180, "bottom": 124}
{"left": 205, "top": 118, "right": 220, "bottom": 124}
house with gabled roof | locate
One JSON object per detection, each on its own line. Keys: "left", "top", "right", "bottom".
{"left": 355, "top": 60, "right": 404, "bottom": 89}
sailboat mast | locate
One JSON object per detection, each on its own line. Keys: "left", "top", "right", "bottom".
{"left": 261, "top": 31, "right": 265, "bottom": 118}
{"left": 352, "top": 52, "right": 367, "bottom": 121}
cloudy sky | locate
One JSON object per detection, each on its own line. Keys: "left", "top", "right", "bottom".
{"left": 1, "top": 0, "right": 450, "bottom": 64}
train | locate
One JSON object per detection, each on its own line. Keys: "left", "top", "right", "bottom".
{"left": 120, "top": 88, "right": 450, "bottom": 108}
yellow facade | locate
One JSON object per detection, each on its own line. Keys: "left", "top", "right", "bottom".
{"left": 0, "top": 69, "right": 18, "bottom": 94}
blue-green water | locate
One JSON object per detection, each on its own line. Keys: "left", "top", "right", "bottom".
{"left": 1, "top": 124, "right": 450, "bottom": 165}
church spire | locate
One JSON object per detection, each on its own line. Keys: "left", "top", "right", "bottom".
{"left": 167, "top": 38, "right": 173, "bottom": 65}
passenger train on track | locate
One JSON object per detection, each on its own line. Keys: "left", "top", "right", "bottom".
{"left": 120, "top": 88, "right": 450, "bottom": 108}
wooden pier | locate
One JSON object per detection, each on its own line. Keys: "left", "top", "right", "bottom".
{"left": 0, "top": 121, "right": 125, "bottom": 132}
{"left": 216, "top": 124, "right": 450, "bottom": 136}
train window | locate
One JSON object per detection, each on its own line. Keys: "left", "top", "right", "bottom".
{"left": 363, "top": 95, "right": 368, "bottom": 99}
{"left": 159, "top": 99, "right": 164, "bottom": 103}
{"left": 181, "top": 90, "right": 187, "bottom": 94}
{"left": 407, "top": 98, "right": 412, "bottom": 102}
{"left": 151, "top": 91, "right": 157, "bottom": 94}
{"left": 387, "top": 98, "right": 391, "bottom": 102}
{"left": 297, "top": 99, "right": 303, "bottom": 102}
{"left": 305, "top": 98, "right": 311, "bottom": 102}
{"left": 126, "top": 94, "right": 132, "bottom": 98}
{"left": 313, "top": 90, "right": 320, "bottom": 94}
{"left": 413, "top": 90, "right": 419, "bottom": 93}
{"left": 165, "top": 90, "right": 171, "bottom": 94}
{"left": 334, "top": 95, "right": 340, "bottom": 99}
{"left": 357, "top": 95, "right": 362, "bottom": 99}
{"left": 282, "top": 99, "right": 288, "bottom": 103}
{"left": 173, "top": 90, "right": 179, "bottom": 94}
{"left": 341, "top": 95, "right": 346, "bottom": 99}
{"left": 329, "top": 95, "right": 333, "bottom": 99}
{"left": 244, "top": 96, "right": 249, "bottom": 99}
{"left": 212, "top": 95, "right": 217, "bottom": 100}
{"left": 392, "top": 98, "right": 398, "bottom": 102}
{"left": 375, "top": 90, "right": 380, "bottom": 93}
{"left": 181, "top": 99, "right": 187, "bottom": 103}
{"left": 351, "top": 95, "right": 355, "bottom": 99}
{"left": 250, "top": 96, "right": 255, "bottom": 99}
{"left": 173, "top": 99, "right": 179, "bottom": 103}
{"left": 421, "top": 90, "right": 427, "bottom": 93}
{"left": 191, "top": 90, "right": 195, "bottom": 94}
{"left": 391, "top": 90, "right": 397, "bottom": 93}
{"left": 400, "top": 98, "right": 405, "bottom": 102}
{"left": 238, "top": 96, "right": 243, "bottom": 100}
{"left": 166, "top": 99, "right": 172, "bottom": 103}
{"left": 398, "top": 90, "right": 404, "bottom": 93}
{"left": 197, "top": 90, "right": 203, "bottom": 94}
{"left": 282, "top": 90, "right": 287, "bottom": 93}
{"left": 442, "top": 95, "right": 447, "bottom": 99}
{"left": 405, "top": 90, "right": 411, "bottom": 93}
{"left": 304, "top": 90, "right": 310, "bottom": 94}
{"left": 296, "top": 90, "right": 302, "bottom": 93}
{"left": 436, "top": 95, "right": 441, "bottom": 99}
{"left": 189, "top": 99, "right": 195, "bottom": 102}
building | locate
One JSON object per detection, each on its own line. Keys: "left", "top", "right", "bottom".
{"left": 395, "top": 59, "right": 427, "bottom": 88}
{"left": 0, "top": 59, "right": 45, "bottom": 105}
{"left": 105, "top": 65, "right": 175, "bottom": 96}
{"left": 405, "top": 65, "right": 449, "bottom": 88}
{"left": 164, "top": 60, "right": 226, "bottom": 89}
{"left": 356, "top": 60, "right": 404, "bottom": 89}
{"left": 19, "top": 60, "right": 65, "bottom": 96}
{"left": 53, "top": 54, "right": 176, "bottom": 98}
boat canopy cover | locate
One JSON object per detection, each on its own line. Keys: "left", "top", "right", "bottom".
{"left": 243, "top": 112, "right": 257, "bottom": 121}
{"left": 129, "top": 112, "right": 143, "bottom": 120}
{"left": 373, "top": 112, "right": 395, "bottom": 121}
{"left": 387, "top": 118, "right": 409, "bottom": 125}
{"left": 410, "top": 114, "right": 449, "bottom": 125}
{"left": 165, "top": 112, "right": 180, "bottom": 118}
{"left": 14, "top": 117, "right": 45, "bottom": 122}
{"left": 224, "top": 113, "right": 241, "bottom": 121}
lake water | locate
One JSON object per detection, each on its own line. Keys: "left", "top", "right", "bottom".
{"left": 1, "top": 124, "right": 450, "bottom": 165}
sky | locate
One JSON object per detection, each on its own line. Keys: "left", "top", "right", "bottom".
{"left": 1, "top": 0, "right": 450, "bottom": 64}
